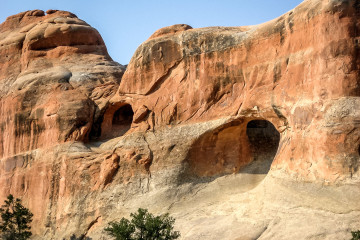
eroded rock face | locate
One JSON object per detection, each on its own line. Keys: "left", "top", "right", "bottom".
{"left": 117, "top": 0, "right": 360, "bottom": 181}
{"left": 0, "top": 9, "right": 125, "bottom": 236}
{"left": 0, "top": 9, "right": 125, "bottom": 158}
{"left": 0, "top": 1, "right": 360, "bottom": 239}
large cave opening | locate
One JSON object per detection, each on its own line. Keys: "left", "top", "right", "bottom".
{"left": 185, "top": 119, "right": 280, "bottom": 181}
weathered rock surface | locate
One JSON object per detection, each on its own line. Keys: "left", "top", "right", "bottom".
{"left": 0, "top": 1, "right": 360, "bottom": 239}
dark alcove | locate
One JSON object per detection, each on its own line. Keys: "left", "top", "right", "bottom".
{"left": 112, "top": 104, "right": 133, "bottom": 125}
{"left": 89, "top": 103, "right": 134, "bottom": 141}
{"left": 245, "top": 120, "right": 280, "bottom": 173}
{"left": 111, "top": 104, "right": 134, "bottom": 135}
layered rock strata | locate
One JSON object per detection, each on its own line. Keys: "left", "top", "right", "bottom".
{"left": 0, "top": 1, "right": 359, "bottom": 239}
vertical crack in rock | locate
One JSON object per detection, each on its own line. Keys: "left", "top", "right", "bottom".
{"left": 81, "top": 216, "right": 101, "bottom": 239}
{"left": 142, "top": 135, "right": 153, "bottom": 178}
{"left": 271, "top": 104, "right": 289, "bottom": 130}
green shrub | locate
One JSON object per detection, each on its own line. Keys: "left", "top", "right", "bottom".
{"left": 351, "top": 230, "right": 360, "bottom": 240}
{"left": 0, "top": 194, "right": 33, "bottom": 240}
{"left": 63, "top": 234, "right": 92, "bottom": 240}
{"left": 104, "top": 208, "right": 180, "bottom": 240}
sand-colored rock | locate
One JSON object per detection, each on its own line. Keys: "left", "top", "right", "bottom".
{"left": 0, "top": 1, "right": 360, "bottom": 239}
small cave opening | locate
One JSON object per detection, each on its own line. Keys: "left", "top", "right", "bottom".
{"left": 245, "top": 120, "right": 280, "bottom": 174}
{"left": 111, "top": 104, "right": 134, "bottom": 135}
{"left": 90, "top": 103, "right": 134, "bottom": 141}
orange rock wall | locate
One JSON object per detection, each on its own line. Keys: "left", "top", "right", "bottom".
{"left": 0, "top": 10, "right": 125, "bottom": 159}
{"left": 0, "top": 1, "right": 359, "bottom": 239}
{"left": 116, "top": 0, "right": 360, "bottom": 181}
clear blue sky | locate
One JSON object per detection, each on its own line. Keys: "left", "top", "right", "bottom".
{"left": 1, "top": 0, "right": 304, "bottom": 64}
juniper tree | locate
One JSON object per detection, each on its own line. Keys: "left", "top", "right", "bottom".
{"left": 0, "top": 194, "right": 33, "bottom": 240}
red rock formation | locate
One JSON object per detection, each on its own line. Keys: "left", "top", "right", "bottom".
{"left": 0, "top": 9, "right": 125, "bottom": 236}
{"left": 116, "top": 0, "right": 360, "bottom": 181}
{"left": 0, "top": 1, "right": 359, "bottom": 239}
{"left": 0, "top": 9, "right": 125, "bottom": 159}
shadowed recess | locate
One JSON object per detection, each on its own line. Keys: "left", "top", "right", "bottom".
{"left": 112, "top": 104, "right": 134, "bottom": 134}
{"left": 244, "top": 120, "right": 280, "bottom": 174}
{"left": 90, "top": 103, "right": 134, "bottom": 141}
{"left": 186, "top": 119, "right": 280, "bottom": 179}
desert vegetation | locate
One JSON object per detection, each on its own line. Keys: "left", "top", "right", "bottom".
{"left": 351, "top": 230, "right": 360, "bottom": 240}
{"left": 0, "top": 194, "right": 33, "bottom": 240}
{"left": 104, "top": 208, "right": 180, "bottom": 240}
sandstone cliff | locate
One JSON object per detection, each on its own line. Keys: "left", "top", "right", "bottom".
{"left": 0, "top": 1, "right": 359, "bottom": 239}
